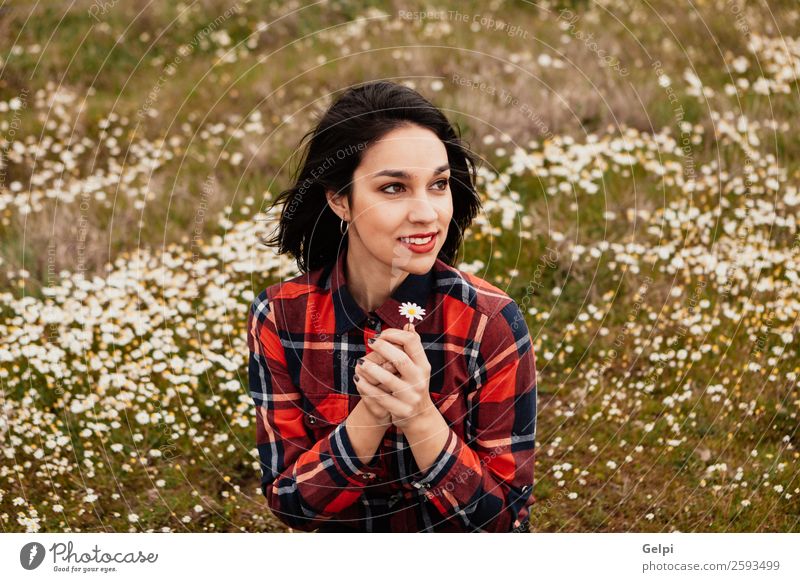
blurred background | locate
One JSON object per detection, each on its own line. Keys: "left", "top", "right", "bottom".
{"left": 0, "top": 0, "right": 799, "bottom": 532}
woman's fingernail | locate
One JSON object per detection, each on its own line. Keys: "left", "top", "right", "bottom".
{"left": 357, "top": 357, "right": 365, "bottom": 366}
{"left": 368, "top": 337, "right": 375, "bottom": 344}
{"left": 354, "top": 374, "right": 360, "bottom": 382}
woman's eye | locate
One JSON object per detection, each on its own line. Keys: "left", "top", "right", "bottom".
{"left": 380, "top": 179, "right": 449, "bottom": 194}
{"left": 380, "top": 183, "right": 404, "bottom": 194}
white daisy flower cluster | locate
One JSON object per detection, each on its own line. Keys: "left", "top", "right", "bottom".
{"left": 0, "top": 1, "right": 798, "bottom": 533}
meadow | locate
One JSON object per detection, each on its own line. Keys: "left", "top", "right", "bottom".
{"left": 0, "top": 0, "right": 798, "bottom": 532}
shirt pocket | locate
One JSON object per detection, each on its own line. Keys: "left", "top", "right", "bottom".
{"left": 302, "top": 392, "right": 351, "bottom": 441}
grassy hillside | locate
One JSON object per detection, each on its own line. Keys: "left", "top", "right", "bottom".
{"left": 1, "top": 0, "right": 798, "bottom": 532}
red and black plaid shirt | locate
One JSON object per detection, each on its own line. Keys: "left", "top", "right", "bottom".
{"left": 247, "top": 244, "right": 538, "bottom": 532}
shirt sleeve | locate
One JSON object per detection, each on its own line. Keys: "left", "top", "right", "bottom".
{"left": 247, "top": 290, "right": 380, "bottom": 531}
{"left": 409, "top": 299, "right": 538, "bottom": 532}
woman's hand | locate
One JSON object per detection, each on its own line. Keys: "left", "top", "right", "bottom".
{"left": 353, "top": 349, "right": 398, "bottom": 425}
{"left": 354, "top": 323, "right": 435, "bottom": 431}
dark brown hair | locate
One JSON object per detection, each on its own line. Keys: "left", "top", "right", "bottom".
{"left": 261, "top": 80, "right": 482, "bottom": 273}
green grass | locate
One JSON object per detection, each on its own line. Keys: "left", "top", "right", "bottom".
{"left": 1, "top": 0, "right": 799, "bottom": 533}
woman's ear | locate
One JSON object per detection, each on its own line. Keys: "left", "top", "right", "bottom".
{"left": 325, "top": 189, "right": 350, "bottom": 222}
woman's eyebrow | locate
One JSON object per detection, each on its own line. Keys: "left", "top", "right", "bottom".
{"left": 372, "top": 164, "right": 450, "bottom": 180}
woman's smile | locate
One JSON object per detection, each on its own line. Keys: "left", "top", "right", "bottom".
{"left": 397, "top": 231, "right": 438, "bottom": 253}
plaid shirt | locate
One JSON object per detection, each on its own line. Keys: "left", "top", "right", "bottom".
{"left": 247, "top": 244, "right": 538, "bottom": 532}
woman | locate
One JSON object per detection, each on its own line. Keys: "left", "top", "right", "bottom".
{"left": 247, "top": 80, "right": 538, "bottom": 532}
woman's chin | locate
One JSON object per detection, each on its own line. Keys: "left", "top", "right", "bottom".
{"left": 397, "top": 255, "right": 436, "bottom": 274}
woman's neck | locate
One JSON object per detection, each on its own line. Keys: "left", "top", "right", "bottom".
{"left": 345, "top": 244, "right": 409, "bottom": 313}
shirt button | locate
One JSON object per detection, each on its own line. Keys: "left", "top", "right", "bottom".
{"left": 306, "top": 414, "right": 317, "bottom": 425}
{"left": 367, "top": 315, "right": 378, "bottom": 327}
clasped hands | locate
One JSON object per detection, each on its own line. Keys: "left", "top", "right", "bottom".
{"left": 353, "top": 323, "right": 436, "bottom": 431}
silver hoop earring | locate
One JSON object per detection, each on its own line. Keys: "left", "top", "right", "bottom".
{"left": 340, "top": 218, "right": 349, "bottom": 235}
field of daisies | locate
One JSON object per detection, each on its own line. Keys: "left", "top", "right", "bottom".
{"left": 1, "top": 1, "right": 798, "bottom": 532}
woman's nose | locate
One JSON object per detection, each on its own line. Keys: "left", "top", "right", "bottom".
{"left": 408, "top": 192, "right": 438, "bottom": 222}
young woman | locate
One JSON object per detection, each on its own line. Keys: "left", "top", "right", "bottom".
{"left": 247, "top": 80, "right": 538, "bottom": 532}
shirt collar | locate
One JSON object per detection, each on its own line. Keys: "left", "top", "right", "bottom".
{"left": 325, "top": 243, "right": 435, "bottom": 335}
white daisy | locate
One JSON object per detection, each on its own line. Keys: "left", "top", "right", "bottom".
{"left": 398, "top": 302, "right": 425, "bottom": 323}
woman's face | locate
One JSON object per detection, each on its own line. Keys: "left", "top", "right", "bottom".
{"left": 333, "top": 124, "right": 454, "bottom": 275}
